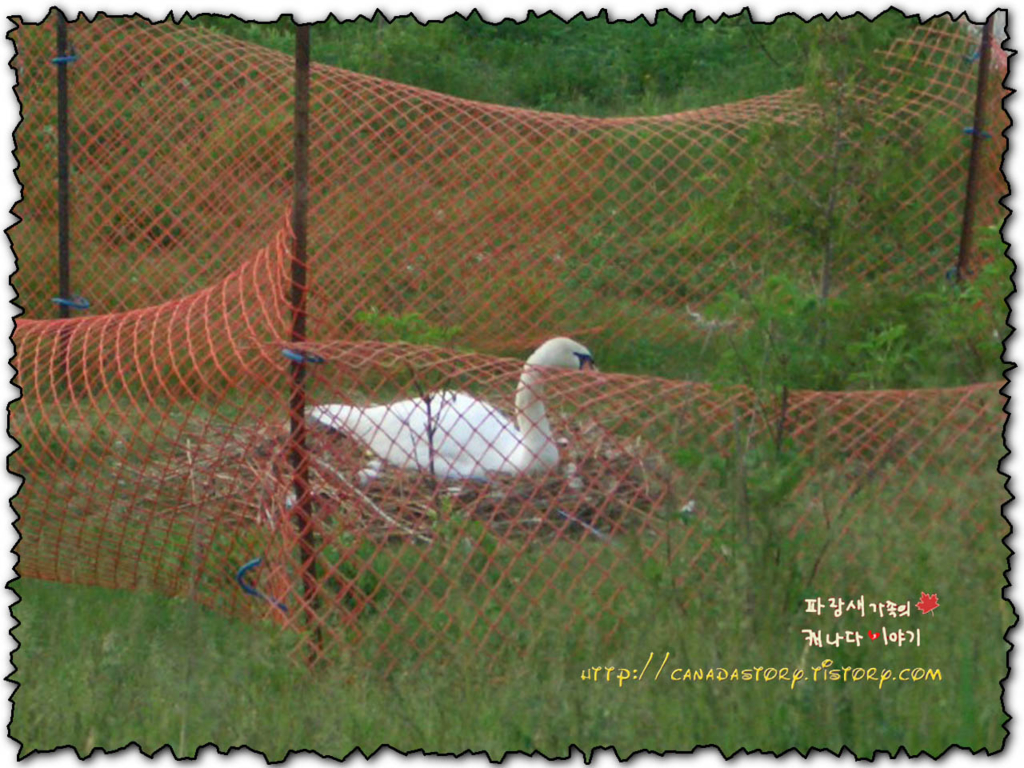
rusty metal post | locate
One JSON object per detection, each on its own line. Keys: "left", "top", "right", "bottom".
{"left": 51, "top": 12, "right": 82, "bottom": 393}
{"left": 55, "top": 12, "right": 71, "bottom": 319}
{"left": 955, "top": 14, "right": 995, "bottom": 281}
{"left": 288, "top": 22, "right": 322, "bottom": 659}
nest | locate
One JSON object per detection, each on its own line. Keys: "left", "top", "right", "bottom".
{"left": 183, "top": 412, "right": 683, "bottom": 545}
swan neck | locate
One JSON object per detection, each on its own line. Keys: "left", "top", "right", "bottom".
{"left": 515, "top": 364, "right": 553, "bottom": 446}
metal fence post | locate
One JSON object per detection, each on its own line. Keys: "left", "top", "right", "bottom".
{"left": 955, "top": 14, "right": 995, "bottom": 281}
{"left": 288, "top": 22, "right": 322, "bottom": 660}
{"left": 56, "top": 12, "right": 71, "bottom": 318}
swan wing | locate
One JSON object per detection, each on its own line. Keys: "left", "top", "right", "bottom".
{"left": 308, "top": 400, "right": 425, "bottom": 470}
{"left": 309, "top": 392, "right": 526, "bottom": 479}
{"left": 427, "top": 392, "right": 524, "bottom": 478}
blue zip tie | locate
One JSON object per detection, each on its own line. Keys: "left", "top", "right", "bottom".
{"left": 964, "top": 49, "right": 981, "bottom": 63}
{"left": 51, "top": 295, "right": 90, "bottom": 310}
{"left": 963, "top": 127, "right": 992, "bottom": 139}
{"left": 282, "top": 349, "right": 325, "bottom": 364}
{"left": 236, "top": 557, "right": 288, "bottom": 613}
{"left": 52, "top": 41, "right": 79, "bottom": 65}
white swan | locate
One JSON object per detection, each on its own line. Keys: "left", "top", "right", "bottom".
{"left": 308, "top": 337, "right": 596, "bottom": 481}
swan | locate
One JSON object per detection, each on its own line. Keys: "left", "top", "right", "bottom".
{"left": 308, "top": 337, "right": 597, "bottom": 481}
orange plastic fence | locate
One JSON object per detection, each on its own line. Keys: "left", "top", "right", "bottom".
{"left": 12, "top": 17, "right": 1006, "bottom": 333}
{"left": 9, "top": 15, "right": 1008, "bottom": 668}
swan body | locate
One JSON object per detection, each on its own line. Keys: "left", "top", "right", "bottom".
{"left": 309, "top": 337, "right": 596, "bottom": 481}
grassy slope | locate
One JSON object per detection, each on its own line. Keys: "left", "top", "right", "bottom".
{"left": 184, "top": 11, "right": 1005, "bottom": 389}
{"left": 12, "top": 538, "right": 1010, "bottom": 760}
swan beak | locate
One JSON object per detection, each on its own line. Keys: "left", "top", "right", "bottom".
{"left": 574, "top": 351, "right": 597, "bottom": 371}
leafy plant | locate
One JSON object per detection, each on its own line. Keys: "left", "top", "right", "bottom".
{"left": 848, "top": 323, "right": 914, "bottom": 390}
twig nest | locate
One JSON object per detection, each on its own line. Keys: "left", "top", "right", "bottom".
{"left": 163, "top": 412, "right": 679, "bottom": 544}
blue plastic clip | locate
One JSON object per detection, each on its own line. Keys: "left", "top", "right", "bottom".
{"left": 51, "top": 295, "right": 90, "bottom": 310}
{"left": 236, "top": 557, "right": 288, "bottom": 613}
{"left": 963, "top": 127, "right": 992, "bottom": 139}
{"left": 51, "top": 42, "right": 79, "bottom": 65}
{"left": 964, "top": 49, "right": 982, "bottom": 63}
{"left": 282, "top": 349, "right": 325, "bottom": 364}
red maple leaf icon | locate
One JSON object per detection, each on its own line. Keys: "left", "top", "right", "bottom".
{"left": 916, "top": 592, "right": 940, "bottom": 615}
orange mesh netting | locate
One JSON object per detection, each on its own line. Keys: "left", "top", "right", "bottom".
{"left": 9, "top": 15, "right": 1008, "bottom": 667}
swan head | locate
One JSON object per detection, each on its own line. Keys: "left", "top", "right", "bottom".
{"left": 526, "top": 337, "right": 597, "bottom": 371}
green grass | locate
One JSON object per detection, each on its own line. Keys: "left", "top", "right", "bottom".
{"left": 11, "top": 428, "right": 1011, "bottom": 756}
{"left": 11, "top": 492, "right": 1010, "bottom": 759}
